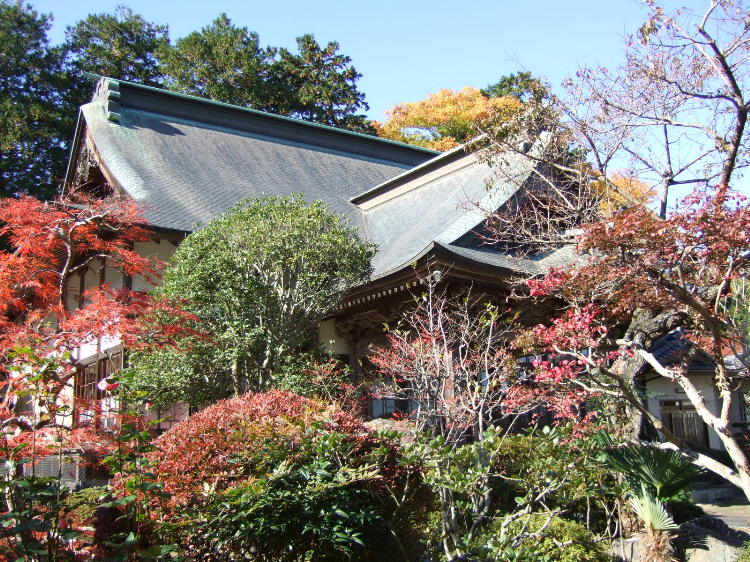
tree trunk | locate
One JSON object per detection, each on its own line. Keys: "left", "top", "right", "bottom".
{"left": 611, "top": 309, "right": 684, "bottom": 439}
{"left": 230, "top": 357, "right": 242, "bottom": 396}
{"left": 629, "top": 349, "right": 750, "bottom": 501}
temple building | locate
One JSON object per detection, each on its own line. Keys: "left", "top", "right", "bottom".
{"left": 62, "top": 76, "right": 745, "bottom": 455}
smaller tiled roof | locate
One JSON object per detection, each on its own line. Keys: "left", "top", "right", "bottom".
{"left": 650, "top": 329, "right": 717, "bottom": 373}
{"left": 357, "top": 137, "right": 558, "bottom": 279}
{"left": 725, "top": 354, "right": 749, "bottom": 373}
{"left": 437, "top": 243, "right": 577, "bottom": 276}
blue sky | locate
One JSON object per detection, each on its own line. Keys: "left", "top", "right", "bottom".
{"left": 31, "top": 0, "right": 688, "bottom": 121}
{"left": 35, "top": 1, "right": 738, "bottom": 199}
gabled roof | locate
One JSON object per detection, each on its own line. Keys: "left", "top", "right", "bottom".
{"left": 65, "top": 77, "right": 573, "bottom": 288}
{"left": 355, "top": 135, "right": 572, "bottom": 279}
{"left": 650, "top": 329, "right": 717, "bottom": 373}
{"left": 65, "top": 77, "right": 437, "bottom": 232}
{"left": 649, "top": 328, "right": 749, "bottom": 376}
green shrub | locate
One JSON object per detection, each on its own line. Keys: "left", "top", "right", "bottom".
{"left": 62, "top": 486, "right": 108, "bottom": 524}
{"left": 122, "top": 390, "right": 426, "bottom": 560}
{"left": 493, "top": 426, "right": 626, "bottom": 535}
{"left": 476, "top": 513, "right": 610, "bottom": 562}
{"left": 195, "top": 465, "right": 385, "bottom": 559}
{"left": 666, "top": 500, "right": 706, "bottom": 524}
{"left": 272, "top": 351, "right": 360, "bottom": 406}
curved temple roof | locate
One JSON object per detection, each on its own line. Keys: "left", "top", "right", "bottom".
{"left": 66, "top": 77, "right": 436, "bottom": 232}
{"left": 354, "top": 134, "right": 573, "bottom": 279}
{"left": 66, "top": 77, "right": 572, "bottom": 284}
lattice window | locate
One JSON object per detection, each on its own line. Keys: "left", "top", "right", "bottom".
{"left": 74, "top": 352, "right": 122, "bottom": 428}
{"left": 660, "top": 399, "right": 710, "bottom": 448}
{"left": 369, "top": 397, "right": 417, "bottom": 419}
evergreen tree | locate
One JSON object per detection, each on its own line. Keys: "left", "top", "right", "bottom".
{"left": 159, "top": 14, "right": 276, "bottom": 110}
{"left": 160, "top": 17, "right": 372, "bottom": 132}
{"left": 482, "top": 71, "right": 547, "bottom": 103}
{"left": 0, "top": 1, "right": 67, "bottom": 199}
{"left": 130, "top": 195, "right": 375, "bottom": 406}
{"left": 62, "top": 5, "right": 170, "bottom": 108}
{"left": 276, "top": 34, "right": 373, "bottom": 132}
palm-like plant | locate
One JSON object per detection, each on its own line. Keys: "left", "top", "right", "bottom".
{"left": 593, "top": 431, "right": 704, "bottom": 500}
{"left": 595, "top": 432, "right": 702, "bottom": 561}
{"left": 629, "top": 488, "right": 679, "bottom": 533}
{"left": 629, "top": 487, "right": 679, "bottom": 562}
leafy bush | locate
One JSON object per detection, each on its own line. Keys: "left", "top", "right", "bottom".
{"left": 0, "top": 475, "right": 80, "bottom": 560}
{"left": 193, "top": 447, "right": 385, "bottom": 558}
{"left": 124, "top": 390, "right": 424, "bottom": 560}
{"left": 494, "top": 426, "right": 626, "bottom": 535}
{"left": 272, "top": 352, "right": 361, "bottom": 408}
{"left": 594, "top": 431, "right": 704, "bottom": 500}
{"left": 397, "top": 424, "right": 622, "bottom": 558}
{"left": 666, "top": 500, "right": 705, "bottom": 524}
{"left": 62, "top": 485, "right": 107, "bottom": 525}
{"left": 475, "top": 513, "right": 610, "bottom": 561}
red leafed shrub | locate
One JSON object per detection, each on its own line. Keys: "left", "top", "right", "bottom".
{"left": 145, "top": 390, "right": 362, "bottom": 508}
{"left": 118, "top": 390, "right": 427, "bottom": 560}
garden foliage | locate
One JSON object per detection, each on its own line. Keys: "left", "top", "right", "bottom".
{"left": 0, "top": 194, "right": 188, "bottom": 559}
{"left": 125, "top": 390, "right": 426, "bottom": 560}
{"left": 130, "top": 194, "right": 375, "bottom": 407}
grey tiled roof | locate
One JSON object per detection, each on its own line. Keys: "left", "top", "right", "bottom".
{"left": 359, "top": 143, "right": 554, "bottom": 279}
{"left": 650, "top": 329, "right": 716, "bottom": 373}
{"left": 437, "top": 243, "right": 577, "bottom": 276}
{"left": 75, "top": 78, "right": 437, "bottom": 232}
{"left": 72, "top": 77, "right": 575, "bottom": 283}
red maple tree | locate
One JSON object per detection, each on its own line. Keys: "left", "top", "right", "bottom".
{"left": 525, "top": 185, "right": 750, "bottom": 497}
{"left": 0, "top": 194, "right": 188, "bottom": 462}
{"left": 0, "top": 194, "right": 198, "bottom": 557}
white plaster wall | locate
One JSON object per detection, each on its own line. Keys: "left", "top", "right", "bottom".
{"left": 67, "top": 238, "right": 178, "bottom": 363}
{"left": 645, "top": 374, "right": 745, "bottom": 450}
{"left": 56, "top": 381, "right": 75, "bottom": 428}
{"left": 132, "top": 238, "right": 178, "bottom": 293}
{"left": 318, "top": 318, "right": 350, "bottom": 355}
{"left": 66, "top": 263, "right": 105, "bottom": 361}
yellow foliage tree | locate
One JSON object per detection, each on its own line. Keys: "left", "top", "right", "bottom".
{"left": 593, "top": 172, "right": 655, "bottom": 216}
{"left": 374, "top": 87, "right": 522, "bottom": 151}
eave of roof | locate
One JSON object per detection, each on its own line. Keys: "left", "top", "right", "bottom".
{"left": 339, "top": 241, "right": 520, "bottom": 310}
{"left": 367, "top": 240, "right": 574, "bottom": 283}
{"left": 63, "top": 111, "right": 86, "bottom": 191}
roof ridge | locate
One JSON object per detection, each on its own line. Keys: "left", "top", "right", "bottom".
{"left": 350, "top": 142, "right": 472, "bottom": 204}
{"left": 86, "top": 74, "right": 440, "bottom": 156}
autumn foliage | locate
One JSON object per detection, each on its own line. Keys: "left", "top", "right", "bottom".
{"left": 128, "top": 389, "right": 422, "bottom": 559}
{"left": 528, "top": 186, "right": 750, "bottom": 319}
{"left": 0, "top": 195, "right": 152, "bottom": 345}
{"left": 0, "top": 195, "right": 193, "bottom": 558}
{"left": 368, "top": 281, "right": 598, "bottom": 445}
{"left": 145, "top": 391, "right": 361, "bottom": 507}
{"left": 374, "top": 87, "right": 522, "bottom": 150}
{"left": 0, "top": 195, "right": 187, "bottom": 442}
{"left": 524, "top": 186, "right": 750, "bottom": 493}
